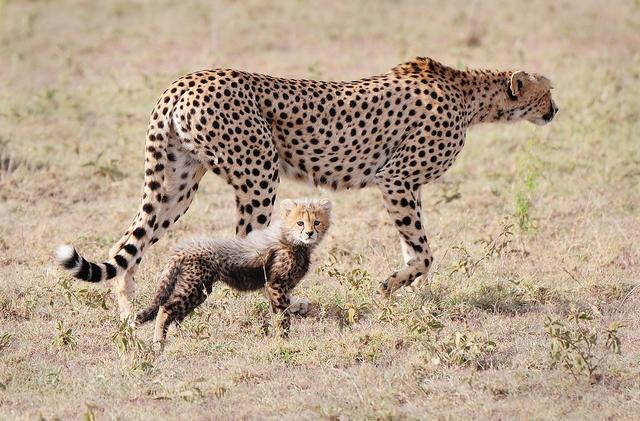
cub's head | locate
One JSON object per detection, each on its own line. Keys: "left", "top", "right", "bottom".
{"left": 281, "top": 198, "right": 332, "bottom": 245}
{"left": 504, "top": 71, "right": 558, "bottom": 125}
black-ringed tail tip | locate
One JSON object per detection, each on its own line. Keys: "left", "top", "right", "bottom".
{"left": 55, "top": 244, "right": 122, "bottom": 283}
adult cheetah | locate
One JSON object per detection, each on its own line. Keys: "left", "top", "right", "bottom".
{"left": 56, "top": 57, "right": 557, "bottom": 319}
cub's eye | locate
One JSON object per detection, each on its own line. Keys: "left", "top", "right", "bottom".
{"left": 297, "top": 221, "right": 304, "bottom": 226}
{"left": 314, "top": 220, "right": 321, "bottom": 226}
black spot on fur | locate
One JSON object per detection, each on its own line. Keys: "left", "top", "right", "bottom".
{"left": 105, "top": 262, "right": 117, "bottom": 279}
{"left": 114, "top": 255, "right": 128, "bottom": 269}
{"left": 89, "top": 263, "right": 102, "bottom": 282}
{"left": 123, "top": 244, "right": 138, "bottom": 255}
{"left": 77, "top": 258, "right": 90, "bottom": 280}
{"left": 133, "top": 228, "right": 146, "bottom": 239}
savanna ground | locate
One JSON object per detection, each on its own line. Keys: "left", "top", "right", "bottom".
{"left": 1, "top": 0, "right": 639, "bottom": 419}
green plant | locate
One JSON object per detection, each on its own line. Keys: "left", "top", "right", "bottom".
{"left": 147, "top": 378, "right": 212, "bottom": 402}
{"left": 179, "top": 307, "right": 213, "bottom": 340}
{"left": 29, "top": 87, "right": 58, "bottom": 115}
{"left": 317, "top": 262, "right": 375, "bottom": 327}
{"left": 474, "top": 222, "right": 515, "bottom": 260}
{"left": 0, "top": 333, "right": 13, "bottom": 351}
{"left": 0, "top": 333, "right": 12, "bottom": 351}
{"left": 354, "top": 334, "right": 385, "bottom": 363}
{"left": 272, "top": 345, "right": 301, "bottom": 365}
{"left": 434, "top": 181, "right": 462, "bottom": 206}
{"left": 111, "top": 319, "right": 156, "bottom": 373}
{"left": 545, "top": 310, "right": 625, "bottom": 383}
{"left": 506, "top": 277, "right": 552, "bottom": 305}
{"left": 60, "top": 278, "right": 111, "bottom": 310}
{"left": 317, "top": 264, "right": 373, "bottom": 291}
{"left": 244, "top": 297, "right": 270, "bottom": 330}
{"left": 184, "top": 319, "right": 211, "bottom": 340}
{"left": 513, "top": 139, "right": 542, "bottom": 231}
{"left": 446, "top": 221, "right": 515, "bottom": 279}
{"left": 112, "top": 319, "right": 146, "bottom": 355}
{"left": 405, "top": 305, "right": 496, "bottom": 369}
{"left": 426, "top": 331, "right": 496, "bottom": 369}
{"left": 338, "top": 301, "right": 371, "bottom": 327}
{"left": 377, "top": 300, "right": 399, "bottom": 323}
{"left": 404, "top": 305, "right": 444, "bottom": 336}
{"left": 53, "top": 320, "right": 77, "bottom": 350}
{"left": 82, "top": 151, "right": 125, "bottom": 180}
{"left": 448, "top": 244, "right": 473, "bottom": 277}
{"left": 83, "top": 405, "right": 97, "bottom": 421}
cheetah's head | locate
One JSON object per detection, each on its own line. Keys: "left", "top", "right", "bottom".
{"left": 504, "top": 71, "right": 557, "bottom": 125}
{"left": 281, "top": 198, "right": 332, "bottom": 246}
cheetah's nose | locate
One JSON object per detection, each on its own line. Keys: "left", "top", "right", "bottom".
{"left": 305, "top": 231, "right": 314, "bottom": 238}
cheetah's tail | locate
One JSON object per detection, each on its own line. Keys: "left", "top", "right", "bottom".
{"left": 55, "top": 244, "right": 134, "bottom": 283}
{"left": 55, "top": 77, "right": 182, "bottom": 284}
{"left": 135, "top": 262, "right": 181, "bottom": 325}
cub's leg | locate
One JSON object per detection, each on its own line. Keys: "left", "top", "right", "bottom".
{"left": 152, "top": 278, "right": 212, "bottom": 344}
{"left": 266, "top": 282, "right": 291, "bottom": 338}
{"left": 376, "top": 183, "right": 433, "bottom": 297}
{"left": 154, "top": 306, "right": 172, "bottom": 345}
{"left": 153, "top": 299, "right": 185, "bottom": 345}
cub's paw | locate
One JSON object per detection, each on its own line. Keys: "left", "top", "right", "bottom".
{"left": 288, "top": 296, "right": 310, "bottom": 315}
{"left": 126, "top": 315, "right": 139, "bottom": 329}
{"left": 119, "top": 309, "right": 134, "bottom": 324}
{"left": 152, "top": 340, "right": 165, "bottom": 354}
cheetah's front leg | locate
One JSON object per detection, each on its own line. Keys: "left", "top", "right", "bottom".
{"left": 378, "top": 187, "right": 433, "bottom": 297}
{"left": 265, "top": 282, "right": 291, "bottom": 338}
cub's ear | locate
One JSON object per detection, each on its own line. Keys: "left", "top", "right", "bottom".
{"left": 508, "top": 70, "right": 527, "bottom": 98}
{"left": 280, "top": 199, "right": 297, "bottom": 216}
{"left": 317, "top": 198, "right": 332, "bottom": 214}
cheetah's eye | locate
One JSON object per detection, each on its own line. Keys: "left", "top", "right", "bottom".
{"left": 297, "top": 221, "right": 304, "bottom": 227}
{"left": 314, "top": 220, "right": 320, "bottom": 226}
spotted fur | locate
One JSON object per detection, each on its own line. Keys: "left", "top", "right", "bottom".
{"left": 56, "top": 56, "right": 557, "bottom": 317}
{"left": 136, "top": 199, "right": 331, "bottom": 342}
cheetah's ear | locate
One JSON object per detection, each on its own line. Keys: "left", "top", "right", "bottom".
{"left": 280, "top": 199, "right": 297, "bottom": 217}
{"left": 534, "top": 73, "right": 553, "bottom": 89}
{"left": 316, "top": 198, "right": 332, "bottom": 216}
{"left": 508, "top": 71, "right": 527, "bottom": 98}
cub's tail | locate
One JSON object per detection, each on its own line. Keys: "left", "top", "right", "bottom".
{"left": 135, "top": 262, "right": 181, "bottom": 325}
{"left": 55, "top": 244, "right": 133, "bottom": 283}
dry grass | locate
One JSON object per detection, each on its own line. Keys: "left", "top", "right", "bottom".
{"left": 1, "top": 0, "right": 639, "bottom": 419}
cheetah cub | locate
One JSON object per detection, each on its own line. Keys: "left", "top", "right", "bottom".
{"left": 136, "top": 198, "right": 331, "bottom": 344}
